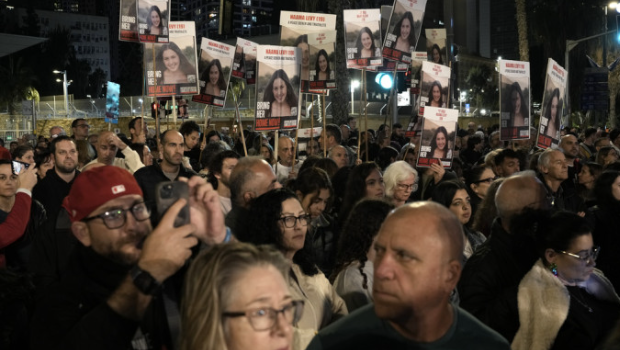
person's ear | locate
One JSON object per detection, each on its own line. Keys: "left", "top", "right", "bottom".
{"left": 243, "top": 191, "right": 255, "bottom": 206}
{"left": 444, "top": 260, "right": 462, "bottom": 291}
{"left": 71, "top": 221, "right": 92, "bottom": 247}
{"left": 545, "top": 248, "right": 558, "bottom": 265}
{"left": 469, "top": 182, "right": 478, "bottom": 194}
{"left": 295, "top": 190, "right": 304, "bottom": 200}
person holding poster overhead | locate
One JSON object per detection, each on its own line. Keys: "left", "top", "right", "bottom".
{"left": 506, "top": 82, "right": 529, "bottom": 127}
{"left": 146, "top": 5, "right": 167, "bottom": 35}
{"left": 354, "top": 27, "right": 381, "bottom": 59}
{"left": 263, "top": 69, "right": 298, "bottom": 118}
{"left": 201, "top": 59, "right": 227, "bottom": 97}
{"left": 543, "top": 88, "right": 561, "bottom": 139}
{"left": 430, "top": 126, "right": 451, "bottom": 159}
{"left": 393, "top": 12, "right": 416, "bottom": 53}
{"left": 314, "top": 50, "right": 331, "bottom": 81}
{"left": 156, "top": 42, "right": 195, "bottom": 84}
{"left": 428, "top": 81, "right": 445, "bottom": 108}
{"left": 430, "top": 44, "right": 443, "bottom": 64}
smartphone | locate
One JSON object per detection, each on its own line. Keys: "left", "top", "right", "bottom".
{"left": 12, "top": 161, "right": 30, "bottom": 175}
{"left": 155, "top": 181, "right": 190, "bottom": 227}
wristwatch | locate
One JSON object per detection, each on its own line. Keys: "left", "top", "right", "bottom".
{"left": 130, "top": 265, "right": 161, "bottom": 295}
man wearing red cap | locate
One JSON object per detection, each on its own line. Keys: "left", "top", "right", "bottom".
{"left": 30, "top": 165, "right": 227, "bottom": 350}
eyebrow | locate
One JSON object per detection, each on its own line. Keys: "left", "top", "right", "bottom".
{"left": 247, "top": 295, "right": 292, "bottom": 307}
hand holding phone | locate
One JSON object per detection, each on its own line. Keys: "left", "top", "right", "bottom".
{"left": 155, "top": 181, "right": 190, "bottom": 227}
{"left": 16, "top": 164, "right": 38, "bottom": 191}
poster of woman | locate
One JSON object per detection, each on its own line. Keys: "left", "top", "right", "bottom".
{"left": 344, "top": 9, "right": 383, "bottom": 69}
{"left": 537, "top": 58, "right": 567, "bottom": 149}
{"left": 425, "top": 29, "right": 447, "bottom": 65}
{"left": 417, "top": 106, "right": 458, "bottom": 169}
{"left": 255, "top": 45, "right": 302, "bottom": 131}
{"left": 417, "top": 61, "right": 451, "bottom": 117}
{"left": 232, "top": 38, "right": 258, "bottom": 84}
{"left": 280, "top": 11, "right": 336, "bottom": 94}
{"left": 382, "top": 0, "right": 426, "bottom": 64}
{"left": 499, "top": 59, "right": 531, "bottom": 140}
{"left": 119, "top": 0, "right": 138, "bottom": 42}
{"left": 192, "top": 38, "right": 235, "bottom": 107}
{"left": 308, "top": 31, "right": 337, "bottom": 92}
{"left": 145, "top": 22, "right": 198, "bottom": 97}
{"left": 137, "top": 0, "right": 169, "bottom": 43}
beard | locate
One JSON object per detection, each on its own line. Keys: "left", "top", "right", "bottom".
{"left": 56, "top": 161, "right": 77, "bottom": 174}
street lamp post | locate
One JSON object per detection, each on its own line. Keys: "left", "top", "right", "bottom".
{"left": 459, "top": 91, "right": 467, "bottom": 116}
{"left": 351, "top": 80, "right": 360, "bottom": 114}
{"left": 53, "top": 70, "right": 69, "bottom": 117}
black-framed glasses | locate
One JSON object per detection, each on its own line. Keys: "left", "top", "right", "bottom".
{"left": 83, "top": 202, "right": 151, "bottom": 229}
{"left": 76, "top": 124, "right": 91, "bottom": 129}
{"left": 475, "top": 177, "right": 497, "bottom": 184}
{"left": 555, "top": 246, "right": 600, "bottom": 263}
{"left": 222, "top": 300, "right": 304, "bottom": 331}
{"left": 279, "top": 214, "right": 311, "bottom": 228}
{"left": 396, "top": 183, "right": 415, "bottom": 191}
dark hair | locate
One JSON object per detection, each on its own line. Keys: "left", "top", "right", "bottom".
{"left": 467, "top": 134, "right": 483, "bottom": 149}
{"left": 472, "top": 178, "right": 505, "bottom": 237}
{"left": 610, "top": 129, "right": 620, "bottom": 142}
{"left": 205, "top": 130, "right": 222, "bottom": 143}
{"left": 594, "top": 170, "right": 620, "bottom": 208}
{"left": 393, "top": 11, "right": 416, "bottom": 48}
{"left": 354, "top": 27, "right": 377, "bottom": 59}
{"left": 431, "top": 180, "right": 468, "bottom": 208}
{"left": 236, "top": 189, "right": 319, "bottom": 276}
{"left": 313, "top": 49, "right": 331, "bottom": 81}
{"left": 129, "top": 143, "right": 146, "bottom": 160}
{"left": 340, "top": 162, "right": 381, "bottom": 224}
{"left": 596, "top": 146, "right": 619, "bottom": 166}
{"left": 494, "top": 148, "right": 519, "bottom": 166}
{"left": 430, "top": 44, "right": 443, "bottom": 64}
{"left": 262, "top": 69, "right": 298, "bottom": 117}
{"left": 544, "top": 88, "right": 561, "bottom": 121}
{"left": 583, "top": 162, "right": 603, "bottom": 180}
{"left": 464, "top": 164, "right": 492, "bottom": 186}
{"left": 314, "top": 157, "right": 339, "bottom": 178}
{"left": 146, "top": 6, "right": 164, "bottom": 30}
{"left": 207, "top": 150, "right": 240, "bottom": 188}
{"left": 34, "top": 149, "right": 52, "bottom": 168}
{"left": 201, "top": 59, "right": 227, "bottom": 93}
{"left": 288, "top": 167, "right": 332, "bottom": 198}
{"left": 584, "top": 127, "right": 597, "bottom": 139}
{"left": 200, "top": 142, "right": 228, "bottom": 171}
{"left": 179, "top": 120, "right": 200, "bottom": 138}
{"left": 50, "top": 135, "right": 74, "bottom": 155}
{"left": 71, "top": 118, "right": 85, "bottom": 129}
{"left": 430, "top": 126, "right": 449, "bottom": 156}
{"left": 12, "top": 145, "right": 34, "bottom": 160}
{"left": 294, "top": 34, "right": 308, "bottom": 47}
{"left": 507, "top": 82, "right": 528, "bottom": 119}
{"left": 128, "top": 117, "right": 143, "bottom": 132}
{"left": 156, "top": 43, "right": 196, "bottom": 85}
{"left": 298, "top": 156, "right": 321, "bottom": 174}
{"left": 376, "top": 146, "right": 398, "bottom": 171}
{"left": 330, "top": 199, "right": 394, "bottom": 286}
{"left": 324, "top": 124, "right": 342, "bottom": 144}
{"left": 427, "top": 80, "right": 444, "bottom": 107}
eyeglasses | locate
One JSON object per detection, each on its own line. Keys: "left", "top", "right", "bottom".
{"left": 555, "top": 246, "right": 600, "bottom": 263}
{"left": 222, "top": 300, "right": 305, "bottom": 331}
{"left": 76, "top": 124, "right": 91, "bottom": 129}
{"left": 279, "top": 214, "right": 311, "bottom": 228}
{"left": 475, "top": 177, "right": 497, "bottom": 184}
{"left": 83, "top": 202, "right": 151, "bottom": 229}
{"left": 396, "top": 183, "right": 415, "bottom": 191}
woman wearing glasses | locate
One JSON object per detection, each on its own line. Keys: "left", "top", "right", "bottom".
{"left": 464, "top": 164, "right": 496, "bottom": 220}
{"left": 431, "top": 180, "right": 486, "bottom": 260}
{"left": 180, "top": 242, "right": 303, "bottom": 350}
{"left": 383, "top": 161, "right": 418, "bottom": 207}
{"left": 236, "top": 189, "right": 347, "bottom": 350}
{"left": 511, "top": 210, "right": 619, "bottom": 350}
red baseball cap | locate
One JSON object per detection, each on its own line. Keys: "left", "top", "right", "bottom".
{"left": 63, "top": 166, "right": 143, "bottom": 222}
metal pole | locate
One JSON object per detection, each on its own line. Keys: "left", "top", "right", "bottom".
{"left": 63, "top": 71, "right": 69, "bottom": 117}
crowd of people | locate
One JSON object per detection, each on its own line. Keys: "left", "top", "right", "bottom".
{"left": 1, "top": 116, "right": 620, "bottom": 350}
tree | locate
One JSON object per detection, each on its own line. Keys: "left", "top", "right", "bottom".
{"left": 465, "top": 64, "right": 498, "bottom": 110}
{"left": 327, "top": 0, "right": 350, "bottom": 125}
{"left": 0, "top": 56, "right": 39, "bottom": 115}
{"left": 515, "top": 0, "right": 529, "bottom": 61}
{"left": 89, "top": 68, "right": 107, "bottom": 98}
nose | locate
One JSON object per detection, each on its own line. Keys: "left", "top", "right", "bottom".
{"left": 272, "top": 309, "right": 292, "bottom": 336}
{"left": 374, "top": 253, "right": 394, "bottom": 280}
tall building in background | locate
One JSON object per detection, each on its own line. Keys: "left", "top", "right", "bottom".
{"left": 233, "top": 0, "right": 274, "bottom": 36}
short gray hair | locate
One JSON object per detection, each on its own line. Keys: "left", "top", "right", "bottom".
{"left": 537, "top": 148, "right": 559, "bottom": 171}
{"left": 383, "top": 161, "right": 418, "bottom": 198}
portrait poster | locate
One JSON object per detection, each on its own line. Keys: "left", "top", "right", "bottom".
{"left": 296, "top": 127, "right": 323, "bottom": 159}
{"left": 232, "top": 38, "right": 258, "bottom": 85}
{"left": 279, "top": 11, "right": 337, "bottom": 94}
{"left": 255, "top": 45, "right": 302, "bottom": 131}
{"left": 416, "top": 106, "right": 457, "bottom": 169}
{"left": 177, "top": 97, "right": 189, "bottom": 118}
{"left": 105, "top": 81, "right": 120, "bottom": 124}
{"left": 192, "top": 38, "right": 235, "bottom": 107}
{"left": 344, "top": 9, "right": 383, "bottom": 69}
{"left": 144, "top": 22, "right": 198, "bottom": 97}
{"left": 307, "top": 30, "right": 337, "bottom": 93}
{"left": 119, "top": 0, "right": 139, "bottom": 42}
{"left": 410, "top": 51, "right": 428, "bottom": 115}
{"left": 137, "top": 0, "right": 169, "bottom": 43}
{"left": 537, "top": 58, "right": 567, "bottom": 149}
{"left": 405, "top": 114, "right": 422, "bottom": 138}
{"left": 382, "top": 0, "right": 427, "bottom": 64}
{"left": 499, "top": 59, "right": 531, "bottom": 140}
{"left": 417, "top": 61, "right": 451, "bottom": 117}
{"left": 426, "top": 29, "right": 447, "bottom": 65}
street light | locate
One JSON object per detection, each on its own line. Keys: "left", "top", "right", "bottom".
{"left": 459, "top": 91, "right": 467, "bottom": 116}
{"left": 53, "top": 70, "right": 69, "bottom": 117}
{"left": 351, "top": 80, "right": 360, "bottom": 114}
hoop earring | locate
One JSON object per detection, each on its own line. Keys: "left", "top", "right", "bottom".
{"left": 549, "top": 263, "right": 558, "bottom": 277}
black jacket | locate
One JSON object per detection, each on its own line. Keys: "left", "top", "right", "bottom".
{"left": 32, "top": 168, "right": 79, "bottom": 231}
{"left": 458, "top": 219, "right": 538, "bottom": 342}
{"left": 587, "top": 203, "right": 620, "bottom": 292}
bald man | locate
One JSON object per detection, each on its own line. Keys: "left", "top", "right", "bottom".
{"left": 308, "top": 202, "right": 510, "bottom": 350}
{"left": 82, "top": 131, "right": 144, "bottom": 174}
{"left": 274, "top": 136, "right": 302, "bottom": 184}
{"left": 458, "top": 172, "right": 549, "bottom": 342}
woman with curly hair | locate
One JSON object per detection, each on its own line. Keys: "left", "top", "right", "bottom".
{"left": 339, "top": 162, "right": 385, "bottom": 226}
{"left": 354, "top": 27, "right": 380, "bottom": 59}
{"left": 313, "top": 49, "right": 331, "bottom": 81}
{"left": 331, "top": 199, "right": 394, "bottom": 311}
{"left": 263, "top": 69, "right": 298, "bottom": 118}
{"left": 155, "top": 42, "right": 196, "bottom": 85}
{"left": 201, "top": 59, "right": 227, "bottom": 96}
{"left": 235, "top": 189, "right": 347, "bottom": 350}
{"left": 393, "top": 11, "right": 416, "bottom": 52}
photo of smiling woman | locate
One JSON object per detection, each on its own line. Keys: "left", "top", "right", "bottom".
{"left": 505, "top": 81, "right": 529, "bottom": 128}
{"left": 155, "top": 42, "right": 196, "bottom": 85}
{"left": 314, "top": 49, "right": 331, "bottom": 81}
{"left": 430, "top": 126, "right": 452, "bottom": 159}
{"left": 543, "top": 87, "right": 561, "bottom": 139}
{"left": 427, "top": 80, "right": 445, "bottom": 108}
{"left": 354, "top": 27, "right": 381, "bottom": 59}
{"left": 263, "top": 69, "right": 298, "bottom": 118}
{"left": 200, "top": 59, "right": 227, "bottom": 97}
{"left": 393, "top": 12, "right": 416, "bottom": 53}
{"left": 145, "top": 5, "right": 167, "bottom": 35}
